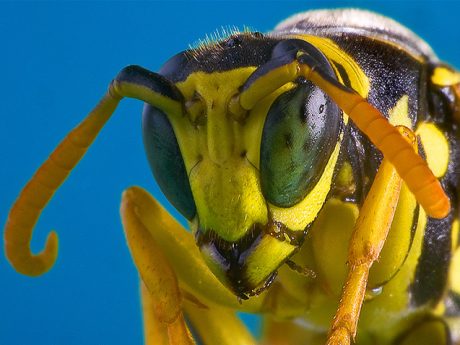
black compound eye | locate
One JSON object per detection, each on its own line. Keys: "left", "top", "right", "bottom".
{"left": 142, "top": 104, "right": 196, "bottom": 220}
{"left": 260, "top": 81, "right": 341, "bottom": 207}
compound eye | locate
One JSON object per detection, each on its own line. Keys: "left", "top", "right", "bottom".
{"left": 142, "top": 104, "right": 196, "bottom": 220}
{"left": 260, "top": 81, "right": 341, "bottom": 207}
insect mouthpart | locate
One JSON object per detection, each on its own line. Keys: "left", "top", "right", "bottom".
{"left": 195, "top": 221, "right": 305, "bottom": 298}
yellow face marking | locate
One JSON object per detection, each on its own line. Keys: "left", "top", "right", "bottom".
{"left": 415, "top": 123, "right": 449, "bottom": 178}
{"left": 269, "top": 139, "right": 342, "bottom": 230}
{"left": 245, "top": 235, "right": 297, "bottom": 287}
{"left": 169, "top": 68, "right": 276, "bottom": 241}
{"left": 172, "top": 69, "right": 296, "bottom": 171}
{"left": 174, "top": 69, "right": 257, "bottom": 165}
{"left": 388, "top": 95, "right": 411, "bottom": 128}
{"left": 431, "top": 66, "right": 460, "bottom": 86}
{"left": 189, "top": 158, "right": 268, "bottom": 242}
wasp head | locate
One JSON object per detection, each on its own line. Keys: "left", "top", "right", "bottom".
{"left": 142, "top": 32, "right": 343, "bottom": 297}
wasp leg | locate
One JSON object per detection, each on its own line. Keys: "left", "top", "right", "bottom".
{"left": 183, "top": 300, "right": 257, "bottom": 345}
{"left": 120, "top": 186, "right": 269, "bottom": 344}
{"left": 326, "top": 128, "right": 418, "bottom": 344}
{"left": 140, "top": 270, "right": 258, "bottom": 345}
{"left": 141, "top": 281, "right": 169, "bottom": 344}
{"left": 121, "top": 190, "right": 195, "bottom": 345}
{"left": 140, "top": 280, "right": 193, "bottom": 345}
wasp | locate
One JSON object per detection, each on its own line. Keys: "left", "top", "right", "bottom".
{"left": 5, "top": 8, "right": 460, "bottom": 345}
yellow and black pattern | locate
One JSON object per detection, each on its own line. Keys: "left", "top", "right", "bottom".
{"left": 5, "top": 8, "right": 460, "bottom": 345}
{"left": 273, "top": 9, "right": 460, "bottom": 343}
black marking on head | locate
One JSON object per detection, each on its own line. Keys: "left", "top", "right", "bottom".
{"left": 252, "top": 31, "right": 264, "bottom": 39}
{"left": 160, "top": 33, "right": 282, "bottom": 83}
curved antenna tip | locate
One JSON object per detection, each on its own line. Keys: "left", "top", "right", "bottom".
{"left": 5, "top": 229, "right": 59, "bottom": 277}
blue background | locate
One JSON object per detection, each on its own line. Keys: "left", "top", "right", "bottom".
{"left": 1, "top": 1, "right": 459, "bottom": 344}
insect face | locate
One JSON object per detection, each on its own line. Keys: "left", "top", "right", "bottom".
{"left": 142, "top": 33, "right": 344, "bottom": 297}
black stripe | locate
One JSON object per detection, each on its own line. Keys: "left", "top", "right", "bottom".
{"left": 410, "top": 209, "right": 453, "bottom": 307}
{"left": 160, "top": 34, "right": 281, "bottom": 83}
{"left": 332, "top": 60, "right": 352, "bottom": 88}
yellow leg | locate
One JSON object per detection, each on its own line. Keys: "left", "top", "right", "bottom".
{"left": 121, "top": 190, "right": 195, "bottom": 345}
{"left": 140, "top": 279, "right": 258, "bottom": 345}
{"left": 140, "top": 280, "right": 178, "bottom": 345}
{"left": 120, "top": 186, "right": 277, "bottom": 344}
{"left": 326, "top": 128, "right": 418, "bottom": 344}
{"left": 184, "top": 300, "right": 257, "bottom": 345}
